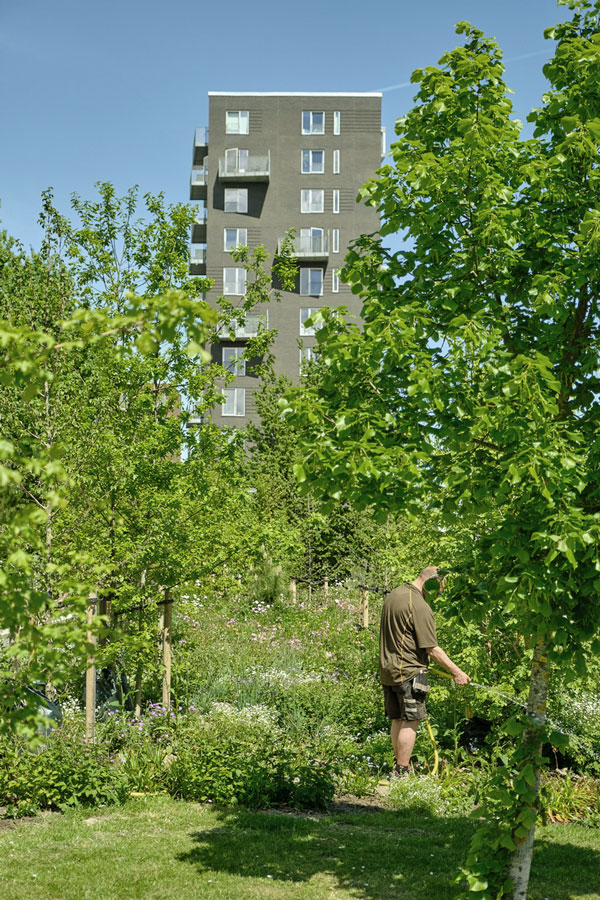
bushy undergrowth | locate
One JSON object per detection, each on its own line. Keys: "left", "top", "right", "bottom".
{"left": 0, "top": 701, "right": 336, "bottom": 816}
{"left": 0, "top": 738, "right": 130, "bottom": 817}
{"left": 2, "top": 584, "right": 599, "bottom": 820}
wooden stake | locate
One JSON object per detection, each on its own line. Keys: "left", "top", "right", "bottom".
{"left": 290, "top": 578, "right": 297, "bottom": 603}
{"left": 323, "top": 579, "right": 329, "bottom": 602}
{"left": 162, "top": 590, "right": 173, "bottom": 709}
{"left": 85, "top": 594, "right": 97, "bottom": 742}
{"left": 359, "top": 587, "right": 370, "bottom": 629}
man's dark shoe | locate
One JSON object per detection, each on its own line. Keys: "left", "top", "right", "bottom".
{"left": 390, "top": 763, "right": 413, "bottom": 780}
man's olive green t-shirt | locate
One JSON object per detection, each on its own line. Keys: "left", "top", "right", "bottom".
{"left": 379, "top": 584, "right": 438, "bottom": 685}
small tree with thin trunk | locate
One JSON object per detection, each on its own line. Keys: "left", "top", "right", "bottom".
{"left": 284, "top": 3, "right": 600, "bottom": 896}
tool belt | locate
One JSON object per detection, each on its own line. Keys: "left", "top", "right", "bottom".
{"left": 412, "top": 670, "right": 430, "bottom": 694}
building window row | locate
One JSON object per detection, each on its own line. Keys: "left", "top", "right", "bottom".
{"left": 223, "top": 353, "right": 317, "bottom": 392}
{"left": 223, "top": 265, "right": 338, "bottom": 297}
{"left": 300, "top": 189, "right": 340, "bottom": 214}
{"left": 301, "top": 150, "right": 340, "bottom": 174}
{"left": 224, "top": 227, "right": 339, "bottom": 253}
{"left": 223, "top": 187, "right": 340, "bottom": 216}
{"left": 225, "top": 109, "right": 341, "bottom": 137}
{"left": 299, "top": 268, "right": 340, "bottom": 296}
{"left": 302, "top": 110, "right": 341, "bottom": 135}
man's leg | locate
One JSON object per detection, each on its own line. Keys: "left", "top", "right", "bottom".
{"left": 391, "top": 718, "right": 420, "bottom": 767}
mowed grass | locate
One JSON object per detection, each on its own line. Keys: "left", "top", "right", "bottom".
{"left": 0, "top": 796, "right": 599, "bottom": 900}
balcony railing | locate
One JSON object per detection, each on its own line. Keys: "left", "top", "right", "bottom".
{"left": 195, "top": 126, "right": 208, "bottom": 146}
{"left": 189, "top": 246, "right": 206, "bottom": 275}
{"left": 191, "top": 207, "right": 207, "bottom": 243}
{"left": 218, "top": 152, "right": 270, "bottom": 182}
{"left": 191, "top": 167, "right": 208, "bottom": 187}
{"left": 190, "top": 247, "right": 206, "bottom": 264}
{"left": 190, "top": 166, "right": 208, "bottom": 200}
{"left": 217, "top": 312, "right": 269, "bottom": 340}
{"left": 278, "top": 233, "right": 329, "bottom": 259}
{"left": 193, "top": 126, "right": 209, "bottom": 165}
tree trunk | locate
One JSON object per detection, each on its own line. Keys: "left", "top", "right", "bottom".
{"left": 134, "top": 661, "right": 143, "bottom": 718}
{"left": 507, "top": 638, "right": 549, "bottom": 900}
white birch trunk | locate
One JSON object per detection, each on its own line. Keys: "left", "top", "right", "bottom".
{"left": 507, "top": 638, "right": 549, "bottom": 900}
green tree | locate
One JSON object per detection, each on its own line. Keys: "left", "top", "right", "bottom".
{"left": 0, "top": 183, "right": 299, "bottom": 725}
{"left": 0, "top": 232, "right": 216, "bottom": 736}
{"left": 283, "top": 3, "right": 600, "bottom": 897}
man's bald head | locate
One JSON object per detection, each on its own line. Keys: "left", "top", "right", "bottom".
{"left": 413, "top": 566, "right": 446, "bottom": 595}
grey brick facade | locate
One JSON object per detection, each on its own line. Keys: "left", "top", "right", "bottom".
{"left": 190, "top": 92, "right": 383, "bottom": 427}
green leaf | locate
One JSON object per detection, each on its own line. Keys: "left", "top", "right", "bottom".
{"left": 293, "top": 463, "right": 306, "bottom": 483}
{"left": 135, "top": 332, "right": 158, "bottom": 355}
{"left": 502, "top": 717, "right": 524, "bottom": 737}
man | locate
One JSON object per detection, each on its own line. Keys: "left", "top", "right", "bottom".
{"left": 379, "top": 566, "right": 470, "bottom": 777}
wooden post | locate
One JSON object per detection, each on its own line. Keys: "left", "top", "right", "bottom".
{"left": 323, "top": 579, "right": 329, "bottom": 602}
{"left": 162, "top": 589, "right": 173, "bottom": 709}
{"left": 290, "top": 578, "right": 297, "bottom": 603}
{"left": 85, "top": 594, "right": 97, "bottom": 742}
{"left": 359, "top": 587, "right": 369, "bottom": 629}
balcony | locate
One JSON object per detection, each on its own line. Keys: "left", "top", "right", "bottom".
{"left": 193, "top": 126, "right": 209, "bottom": 165}
{"left": 190, "top": 166, "right": 208, "bottom": 201}
{"left": 189, "top": 246, "right": 206, "bottom": 276}
{"left": 218, "top": 151, "right": 270, "bottom": 182}
{"left": 217, "top": 311, "right": 269, "bottom": 340}
{"left": 278, "top": 232, "right": 329, "bottom": 261}
{"left": 191, "top": 208, "right": 207, "bottom": 243}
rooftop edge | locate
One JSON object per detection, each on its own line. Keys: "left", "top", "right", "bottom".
{"left": 207, "top": 91, "right": 382, "bottom": 98}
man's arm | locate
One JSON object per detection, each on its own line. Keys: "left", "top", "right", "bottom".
{"left": 426, "top": 646, "right": 471, "bottom": 686}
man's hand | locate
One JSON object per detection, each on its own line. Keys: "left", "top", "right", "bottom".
{"left": 427, "top": 646, "right": 471, "bottom": 686}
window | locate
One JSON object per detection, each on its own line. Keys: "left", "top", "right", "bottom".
{"left": 301, "top": 189, "right": 324, "bottom": 213}
{"left": 222, "top": 387, "right": 245, "bottom": 416}
{"left": 333, "top": 111, "right": 341, "bottom": 135}
{"left": 218, "top": 312, "right": 268, "bottom": 340}
{"left": 300, "top": 268, "right": 323, "bottom": 297}
{"left": 333, "top": 149, "right": 340, "bottom": 174}
{"left": 302, "top": 111, "right": 325, "bottom": 134}
{"left": 300, "top": 227, "right": 325, "bottom": 254}
{"left": 239, "top": 313, "right": 267, "bottom": 337}
{"left": 332, "top": 189, "right": 340, "bottom": 214}
{"left": 299, "top": 346, "right": 317, "bottom": 374}
{"left": 332, "top": 228, "right": 340, "bottom": 253}
{"left": 224, "top": 148, "right": 249, "bottom": 174}
{"left": 300, "top": 307, "right": 322, "bottom": 336}
{"left": 332, "top": 269, "right": 340, "bottom": 293}
{"left": 301, "top": 149, "right": 324, "bottom": 173}
{"left": 226, "top": 110, "right": 249, "bottom": 134}
{"left": 224, "top": 227, "right": 248, "bottom": 251}
{"left": 223, "top": 267, "right": 246, "bottom": 295}
{"left": 222, "top": 346, "right": 246, "bottom": 376}
{"left": 224, "top": 188, "right": 248, "bottom": 213}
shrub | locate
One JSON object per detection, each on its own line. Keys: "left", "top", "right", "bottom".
{"left": 0, "top": 737, "right": 130, "bottom": 815}
{"left": 166, "top": 706, "right": 335, "bottom": 809}
{"left": 540, "top": 771, "right": 600, "bottom": 825}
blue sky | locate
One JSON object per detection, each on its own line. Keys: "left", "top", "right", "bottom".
{"left": 0, "top": 0, "right": 569, "bottom": 251}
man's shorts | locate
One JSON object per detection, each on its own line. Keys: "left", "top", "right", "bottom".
{"left": 383, "top": 678, "right": 428, "bottom": 721}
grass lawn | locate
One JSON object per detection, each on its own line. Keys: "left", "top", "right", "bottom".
{"left": 0, "top": 796, "right": 598, "bottom": 900}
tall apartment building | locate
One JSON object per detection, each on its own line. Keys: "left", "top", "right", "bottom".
{"left": 190, "top": 92, "right": 383, "bottom": 427}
